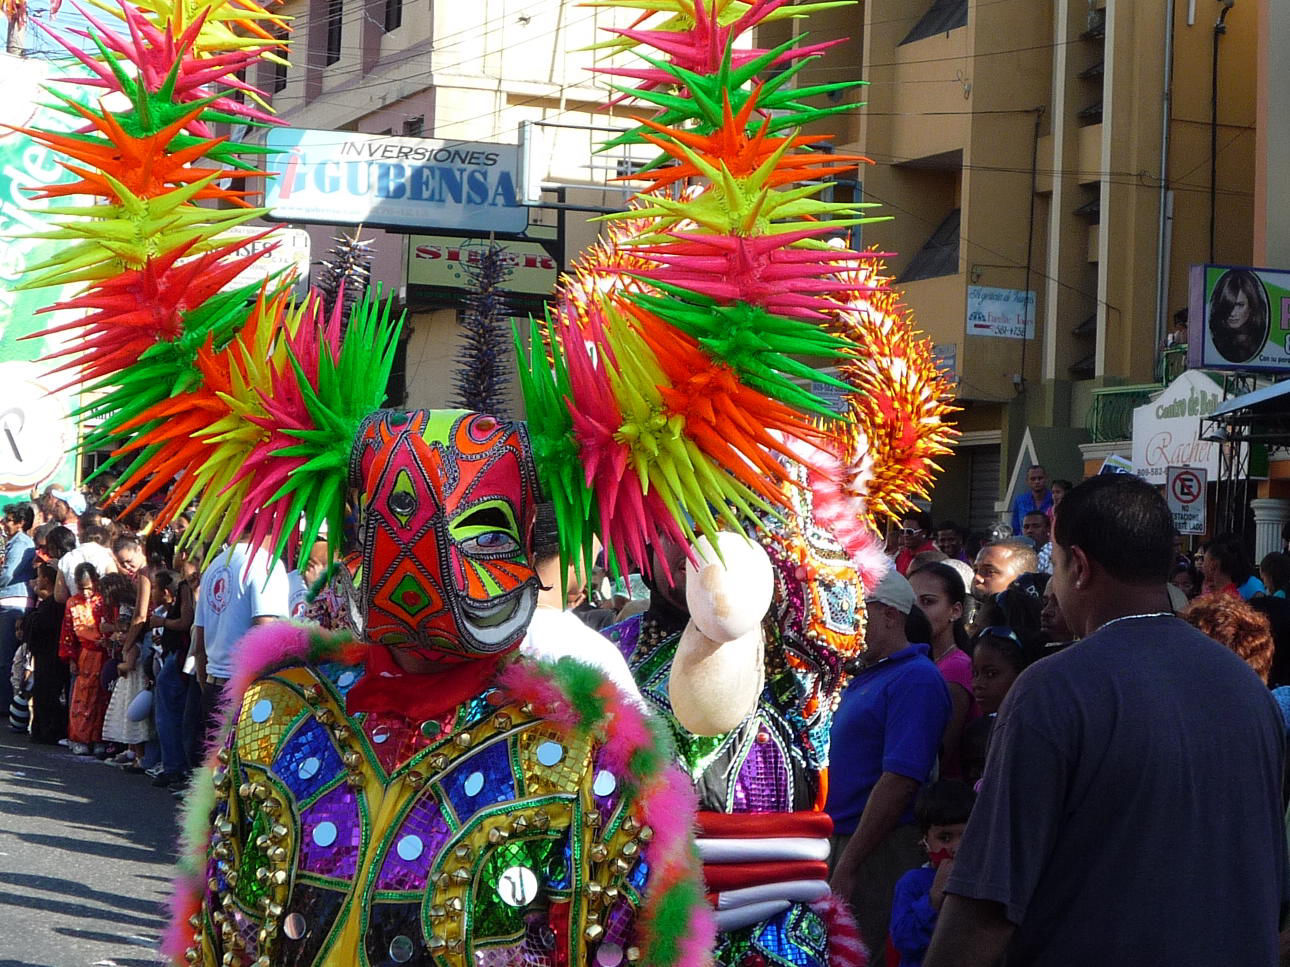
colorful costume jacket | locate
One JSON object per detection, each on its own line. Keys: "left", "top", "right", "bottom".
{"left": 611, "top": 469, "right": 878, "bottom": 967}
{"left": 167, "top": 624, "right": 713, "bottom": 967}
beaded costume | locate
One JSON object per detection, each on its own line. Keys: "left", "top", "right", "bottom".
{"left": 517, "top": 3, "right": 959, "bottom": 966}
{"left": 18, "top": 0, "right": 958, "bottom": 964}
{"left": 15, "top": 1, "right": 716, "bottom": 964}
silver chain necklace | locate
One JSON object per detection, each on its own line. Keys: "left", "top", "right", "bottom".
{"left": 1094, "top": 611, "right": 1173, "bottom": 634}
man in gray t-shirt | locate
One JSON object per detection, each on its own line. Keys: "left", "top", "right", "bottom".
{"left": 926, "top": 475, "right": 1288, "bottom": 966}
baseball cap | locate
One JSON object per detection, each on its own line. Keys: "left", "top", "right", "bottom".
{"left": 866, "top": 568, "right": 916, "bottom": 615}
{"left": 50, "top": 488, "right": 87, "bottom": 516}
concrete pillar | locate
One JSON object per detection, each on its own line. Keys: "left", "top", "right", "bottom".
{"left": 1249, "top": 498, "right": 1290, "bottom": 562}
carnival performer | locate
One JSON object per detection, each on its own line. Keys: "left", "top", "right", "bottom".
{"left": 513, "top": 3, "right": 958, "bottom": 964}
{"left": 16, "top": 2, "right": 715, "bottom": 965}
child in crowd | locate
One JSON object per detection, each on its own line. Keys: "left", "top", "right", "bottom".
{"left": 60, "top": 563, "right": 111, "bottom": 755}
{"left": 23, "top": 565, "right": 66, "bottom": 744}
{"left": 148, "top": 568, "right": 194, "bottom": 786}
{"left": 890, "top": 779, "right": 978, "bottom": 966}
{"left": 101, "top": 571, "right": 152, "bottom": 767}
{"left": 961, "top": 626, "right": 1029, "bottom": 784}
{"left": 8, "top": 637, "right": 31, "bottom": 733}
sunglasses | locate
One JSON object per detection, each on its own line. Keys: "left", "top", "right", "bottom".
{"left": 973, "top": 625, "right": 1023, "bottom": 648}
{"left": 900, "top": 527, "right": 922, "bottom": 535}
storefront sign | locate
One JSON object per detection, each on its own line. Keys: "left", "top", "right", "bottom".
{"left": 966, "top": 286, "right": 1036, "bottom": 340}
{"left": 211, "top": 225, "right": 311, "bottom": 293}
{"left": 1166, "top": 466, "right": 1207, "bottom": 535}
{"left": 1131, "top": 370, "right": 1224, "bottom": 482}
{"left": 264, "top": 129, "right": 528, "bottom": 234}
{"left": 407, "top": 235, "right": 558, "bottom": 296}
{"left": 932, "top": 343, "right": 959, "bottom": 384}
{"left": 1188, "top": 264, "right": 1290, "bottom": 373}
{"left": 0, "top": 56, "right": 89, "bottom": 496}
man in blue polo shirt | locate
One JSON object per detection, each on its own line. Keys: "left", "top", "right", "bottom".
{"left": 1009, "top": 464, "right": 1053, "bottom": 535}
{"left": 827, "top": 568, "right": 952, "bottom": 966}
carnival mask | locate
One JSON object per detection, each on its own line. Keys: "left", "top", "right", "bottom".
{"left": 351, "top": 409, "right": 540, "bottom": 663}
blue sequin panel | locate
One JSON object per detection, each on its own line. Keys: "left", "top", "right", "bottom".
{"left": 273, "top": 717, "right": 346, "bottom": 803}
{"left": 549, "top": 833, "right": 572, "bottom": 892}
{"left": 627, "top": 857, "right": 648, "bottom": 894}
{"left": 749, "top": 904, "right": 828, "bottom": 967}
{"left": 315, "top": 662, "right": 364, "bottom": 700}
{"left": 438, "top": 739, "right": 516, "bottom": 823}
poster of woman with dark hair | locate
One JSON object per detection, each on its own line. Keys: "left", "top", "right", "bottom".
{"left": 1208, "top": 269, "right": 1270, "bottom": 363}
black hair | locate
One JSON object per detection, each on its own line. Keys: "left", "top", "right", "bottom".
{"left": 532, "top": 502, "right": 560, "bottom": 563}
{"left": 1022, "top": 509, "right": 1050, "bottom": 523}
{"left": 902, "top": 509, "right": 933, "bottom": 533}
{"left": 1260, "top": 552, "right": 1290, "bottom": 595}
{"left": 1208, "top": 268, "right": 1269, "bottom": 364}
{"left": 936, "top": 521, "right": 964, "bottom": 537}
{"left": 909, "top": 562, "right": 971, "bottom": 651}
{"left": 914, "top": 779, "right": 976, "bottom": 833}
{"left": 1051, "top": 479, "right": 1074, "bottom": 491}
{"left": 1207, "top": 536, "right": 1251, "bottom": 585}
{"left": 972, "top": 627, "right": 1028, "bottom": 674}
{"left": 81, "top": 523, "right": 111, "bottom": 547}
{"left": 3, "top": 503, "right": 33, "bottom": 532}
{"left": 73, "top": 562, "right": 100, "bottom": 588}
{"left": 35, "top": 564, "right": 58, "bottom": 586}
{"left": 46, "top": 526, "right": 77, "bottom": 558}
{"left": 904, "top": 604, "right": 933, "bottom": 646}
{"left": 112, "top": 535, "right": 143, "bottom": 557}
{"left": 99, "top": 571, "right": 136, "bottom": 609}
{"left": 1170, "top": 562, "right": 1201, "bottom": 593}
{"left": 1052, "top": 475, "right": 1174, "bottom": 584}
{"left": 153, "top": 569, "right": 182, "bottom": 596}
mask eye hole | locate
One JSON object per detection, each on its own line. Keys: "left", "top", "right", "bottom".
{"left": 452, "top": 503, "right": 522, "bottom": 558}
{"left": 390, "top": 490, "right": 416, "bottom": 516}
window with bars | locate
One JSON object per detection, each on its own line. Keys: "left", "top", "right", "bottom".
{"left": 384, "top": 0, "right": 402, "bottom": 32}
{"left": 402, "top": 116, "right": 424, "bottom": 138}
{"left": 270, "top": 30, "right": 288, "bottom": 92}
{"left": 325, "top": 0, "right": 343, "bottom": 65}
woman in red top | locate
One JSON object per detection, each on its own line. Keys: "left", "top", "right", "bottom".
{"left": 60, "top": 562, "right": 110, "bottom": 755}
{"left": 1201, "top": 539, "right": 1245, "bottom": 598}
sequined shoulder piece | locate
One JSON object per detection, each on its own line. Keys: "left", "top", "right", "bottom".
{"left": 165, "top": 634, "right": 715, "bottom": 967}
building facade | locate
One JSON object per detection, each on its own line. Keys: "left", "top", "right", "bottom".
{"left": 801, "top": 0, "right": 1262, "bottom": 535}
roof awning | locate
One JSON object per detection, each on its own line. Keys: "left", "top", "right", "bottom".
{"left": 1209, "top": 379, "right": 1290, "bottom": 420}
{"left": 1205, "top": 379, "right": 1290, "bottom": 444}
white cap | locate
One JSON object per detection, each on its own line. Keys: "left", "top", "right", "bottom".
{"left": 866, "top": 567, "right": 916, "bottom": 615}
{"left": 50, "top": 488, "right": 86, "bottom": 516}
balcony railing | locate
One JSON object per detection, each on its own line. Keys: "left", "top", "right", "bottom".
{"left": 1087, "top": 384, "right": 1159, "bottom": 442}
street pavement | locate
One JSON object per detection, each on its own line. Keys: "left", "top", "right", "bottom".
{"left": 0, "top": 728, "right": 181, "bottom": 967}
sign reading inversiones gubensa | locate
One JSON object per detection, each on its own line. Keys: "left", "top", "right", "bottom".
{"left": 264, "top": 128, "right": 528, "bottom": 234}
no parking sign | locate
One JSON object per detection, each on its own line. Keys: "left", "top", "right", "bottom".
{"left": 1166, "top": 466, "right": 1207, "bottom": 535}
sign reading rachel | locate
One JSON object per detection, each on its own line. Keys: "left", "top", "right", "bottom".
{"left": 1131, "top": 370, "right": 1224, "bottom": 482}
{"left": 264, "top": 128, "right": 528, "bottom": 234}
{"left": 1188, "top": 264, "right": 1290, "bottom": 373}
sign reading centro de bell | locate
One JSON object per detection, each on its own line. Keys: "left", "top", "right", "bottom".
{"left": 264, "top": 128, "right": 528, "bottom": 234}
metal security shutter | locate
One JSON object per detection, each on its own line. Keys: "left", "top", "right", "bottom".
{"left": 967, "top": 445, "right": 1002, "bottom": 534}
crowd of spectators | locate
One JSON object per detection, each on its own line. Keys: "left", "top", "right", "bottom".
{"left": 828, "top": 473, "right": 1290, "bottom": 966}
{"left": 0, "top": 482, "right": 234, "bottom": 795}
{"left": 5, "top": 471, "right": 1290, "bottom": 964}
